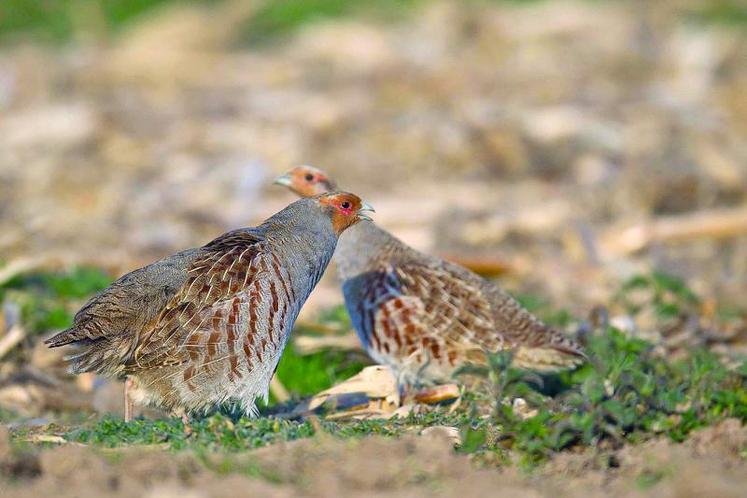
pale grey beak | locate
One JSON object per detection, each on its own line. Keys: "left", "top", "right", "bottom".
{"left": 357, "top": 201, "right": 375, "bottom": 222}
{"left": 273, "top": 174, "right": 292, "bottom": 187}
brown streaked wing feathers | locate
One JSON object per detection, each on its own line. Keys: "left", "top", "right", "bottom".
{"left": 438, "top": 261, "right": 586, "bottom": 359}
{"left": 130, "top": 230, "right": 265, "bottom": 369}
{"left": 358, "top": 263, "right": 490, "bottom": 365}
{"left": 375, "top": 260, "right": 582, "bottom": 360}
{"left": 388, "top": 262, "right": 497, "bottom": 355}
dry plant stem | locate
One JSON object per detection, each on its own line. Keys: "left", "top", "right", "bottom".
{"left": 124, "top": 376, "right": 135, "bottom": 422}
{"left": 270, "top": 376, "right": 290, "bottom": 403}
{"left": 0, "top": 325, "right": 27, "bottom": 360}
{"left": 0, "top": 257, "right": 54, "bottom": 287}
{"left": 293, "top": 320, "right": 348, "bottom": 334}
{"left": 447, "top": 395, "right": 462, "bottom": 414}
{"left": 323, "top": 401, "right": 398, "bottom": 420}
{"left": 601, "top": 205, "right": 747, "bottom": 256}
{"left": 293, "top": 333, "right": 363, "bottom": 354}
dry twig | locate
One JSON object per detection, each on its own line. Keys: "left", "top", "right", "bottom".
{"left": 0, "top": 257, "right": 56, "bottom": 287}
{"left": 293, "top": 333, "right": 363, "bottom": 354}
{"left": 600, "top": 205, "right": 747, "bottom": 257}
{"left": 270, "top": 376, "right": 290, "bottom": 403}
{"left": 0, "top": 325, "right": 26, "bottom": 360}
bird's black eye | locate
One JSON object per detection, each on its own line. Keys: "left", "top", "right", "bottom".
{"left": 305, "top": 173, "right": 314, "bottom": 181}
{"left": 341, "top": 201, "right": 351, "bottom": 210}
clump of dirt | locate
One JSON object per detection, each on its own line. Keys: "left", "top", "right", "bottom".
{"left": 541, "top": 418, "right": 747, "bottom": 497}
{"left": 2, "top": 443, "right": 287, "bottom": 498}
{"left": 1, "top": 420, "right": 745, "bottom": 497}
{"left": 0, "top": 431, "right": 539, "bottom": 498}
{"left": 245, "top": 430, "right": 526, "bottom": 496}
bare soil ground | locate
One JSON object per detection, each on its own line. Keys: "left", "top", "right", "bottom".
{"left": 0, "top": 1, "right": 745, "bottom": 496}
{"left": 1, "top": 419, "right": 745, "bottom": 497}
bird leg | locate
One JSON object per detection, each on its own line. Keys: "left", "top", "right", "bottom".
{"left": 182, "top": 413, "right": 192, "bottom": 437}
{"left": 124, "top": 376, "right": 135, "bottom": 422}
{"left": 172, "top": 407, "right": 192, "bottom": 436}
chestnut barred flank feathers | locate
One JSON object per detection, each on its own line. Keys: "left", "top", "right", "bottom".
{"left": 277, "top": 166, "right": 586, "bottom": 388}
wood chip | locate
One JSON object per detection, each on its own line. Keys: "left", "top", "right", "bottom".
{"left": 309, "top": 365, "right": 399, "bottom": 411}
{"left": 323, "top": 398, "right": 399, "bottom": 420}
{"left": 22, "top": 434, "right": 68, "bottom": 444}
{"left": 421, "top": 426, "right": 462, "bottom": 446}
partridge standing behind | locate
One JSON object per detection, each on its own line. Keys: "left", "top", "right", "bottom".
{"left": 276, "top": 166, "right": 585, "bottom": 388}
{"left": 46, "top": 192, "right": 374, "bottom": 418}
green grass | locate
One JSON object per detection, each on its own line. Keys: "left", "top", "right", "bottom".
{"left": 0, "top": 0, "right": 222, "bottom": 43}
{"left": 45, "top": 318, "right": 747, "bottom": 468}
{"left": 692, "top": 0, "right": 747, "bottom": 27}
{"left": 0, "top": 265, "right": 112, "bottom": 338}
{"left": 2, "top": 0, "right": 742, "bottom": 46}
{"left": 0, "top": 0, "right": 419, "bottom": 44}
{"left": 68, "top": 415, "right": 316, "bottom": 451}
{"left": 494, "top": 330, "right": 744, "bottom": 466}
{"left": 49, "top": 329, "right": 746, "bottom": 466}
{"left": 4, "top": 265, "right": 746, "bottom": 470}
{"left": 242, "top": 0, "right": 421, "bottom": 44}
{"left": 615, "top": 271, "right": 700, "bottom": 319}
{"left": 59, "top": 405, "right": 476, "bottom": 453}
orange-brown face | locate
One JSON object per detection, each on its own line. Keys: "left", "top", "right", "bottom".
{"left": 316, "top": 191, "right": 374, "bottom": 235}
{"left": 274, "top": 165, "right": 336, "bottom": 197}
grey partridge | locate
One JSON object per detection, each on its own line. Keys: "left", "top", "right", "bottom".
{"left": 275, "top": 166, "right": 585, "bottom": 389}
{"left": 46, "top": 192, "right": 374, "bottom": 418}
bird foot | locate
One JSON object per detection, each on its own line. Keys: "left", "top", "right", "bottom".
{"left": 404, "top": 384, "right": 461, "bottom": 405}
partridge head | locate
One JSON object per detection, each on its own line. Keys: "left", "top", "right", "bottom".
{"left": 275, "top": 165, "right": 337, "bottom": 197}
{"left": 314, "top": 191, "right": 375, "bottom": 234}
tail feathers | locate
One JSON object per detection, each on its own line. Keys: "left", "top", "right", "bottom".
{"left": 513, "top": 345, "right": 585, "bottom": 372}
{"left": 45, "top": 327, "right": 123, "bottom": 376}
{"left": 512, "top": 330, "right": 587, "bottom": 372}
{"left": 44, "top": 327, "right": 85, "bottom": 348}
{"left": 549, "top": 341, "right": 588, "bottom": 361}
{"left": 64, "top": 347, "right": 120, "bottom": 375}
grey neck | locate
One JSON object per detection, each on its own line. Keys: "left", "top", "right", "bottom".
{"left": 264, "top": 199, "right": 338, "bottom": 297}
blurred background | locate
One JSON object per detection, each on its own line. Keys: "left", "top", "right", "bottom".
{"left": 0, "top": 0, "right": 746, "bottom": 416}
